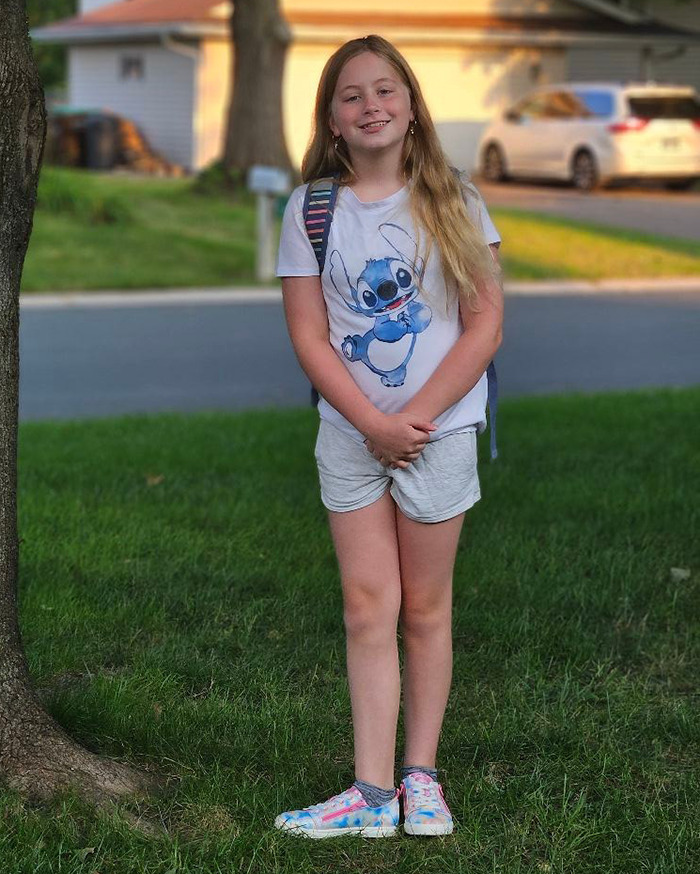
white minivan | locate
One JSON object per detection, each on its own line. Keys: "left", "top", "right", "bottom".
{"left": 478, "top": 82, "right": 700, "bottom": 191}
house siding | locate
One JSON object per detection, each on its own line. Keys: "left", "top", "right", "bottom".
{"left": 68, "top": 42, "right": 196, "bottom": 168}
{"left": 567, "top": 46, "right": 643, "bottom": 82}
{"left": 648, "top": 0, "right": 700, "bottom": 33}
{"left": 194, "top": 39, "right": 232, "bottom": 170}
{"left": 645, "top": 0, "right": 700, "bottom": 91}
{"left": 567, "top": 0, "right": 700, "bottom": 92}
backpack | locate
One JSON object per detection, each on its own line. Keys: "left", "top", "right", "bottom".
{"left": 301, "top": 175, "right": 499, "bottom": 460}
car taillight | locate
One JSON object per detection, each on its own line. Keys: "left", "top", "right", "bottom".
{"left": 607, "top": 117, "right": 650, "bottom": 134}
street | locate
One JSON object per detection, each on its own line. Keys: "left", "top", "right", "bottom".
{"left": 477, "top": 179, "right": 700, "bottom": 241}
{"left": 18, "top": 290, "right": 700, "bottom": 421}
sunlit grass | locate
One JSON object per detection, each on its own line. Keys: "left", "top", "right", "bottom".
{"left": 20, "top": 167, "right": 700, "bottom": 292}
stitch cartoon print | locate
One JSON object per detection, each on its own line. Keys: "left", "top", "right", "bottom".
{"left": 329, "top": 223, "right": 432, "bottom": 387}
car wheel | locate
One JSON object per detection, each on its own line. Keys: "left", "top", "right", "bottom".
{"left": 664, "top": 177, "right": 698, "bottom": 192}
{"left": 482, "top": 143, "right": 508, "bottom": 183}
{"left": 572, "top": 150, "right": 599, "bottom": 192}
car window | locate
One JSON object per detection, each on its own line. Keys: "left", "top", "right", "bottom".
{"left": 544, "top": 91, "right": 590, "bottom": 119}
{"left": 512, "top": 95, "right": 551, "bottom": 119}
{"left": 572, "top": 90, "right": 615, "bottom": 118}
{"left": 626, "top": 95, "right": 700, "bottom": 119}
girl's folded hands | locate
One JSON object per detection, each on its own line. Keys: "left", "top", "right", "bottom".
{"left": 363, "top": 413, "right": 436, "bottom": 469}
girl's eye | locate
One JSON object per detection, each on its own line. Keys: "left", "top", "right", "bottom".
{"left": 379, "top": 89, "right": 393, "bottom": 96}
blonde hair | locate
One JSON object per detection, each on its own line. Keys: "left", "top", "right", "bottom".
{"left": 302, "top": 35, "right": 502, "bottom": 307}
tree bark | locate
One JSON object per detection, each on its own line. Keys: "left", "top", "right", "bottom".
{"left": 0, "top": 1, "right": 161, "bottom": 816}
{"left": 222, "top": 0, "right": 293, "bottom": 179}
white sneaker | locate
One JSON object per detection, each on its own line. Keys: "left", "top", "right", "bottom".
{"left": 400, "top": 772, "right": 454, "bottom": 836}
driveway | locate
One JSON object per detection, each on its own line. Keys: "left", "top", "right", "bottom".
{"left": 477, "top": 180, "right": 700, "bottom": 242}
{"left": 18, "top": 290, "right": 700, "bottom": 421}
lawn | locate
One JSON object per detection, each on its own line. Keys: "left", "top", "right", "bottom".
{"left": 3, "top": 388, "right": 698, "bottom": 872}
{"left": 21, "top": 167, "right": 700, "bottom": 292}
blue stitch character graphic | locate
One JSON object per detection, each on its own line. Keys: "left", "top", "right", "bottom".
{"left": 328, "top": 223, "right": 432, "bottom": 387}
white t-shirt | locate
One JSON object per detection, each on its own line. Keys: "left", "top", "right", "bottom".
{"left": 276, "top": 179, "right": 501, "bottom": 443}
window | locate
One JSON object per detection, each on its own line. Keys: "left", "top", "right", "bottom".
{"left": 543, "top": 91, "right": 589, "bottom": 119}
{"left": 515, "top": 95, "right": 551, "bottom": 120}
{"left": 120, "top": 56, "right": 144, "bottom": 81}
{"left": 573, "top": 90, "right": 615, "bottom": 118}
{"left": 626, "top": 95, "right": 700, "bottom": 120}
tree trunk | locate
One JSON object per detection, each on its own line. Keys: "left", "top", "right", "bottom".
{"left": 222, "top": 0, "right": 292, "bottom": 179}
{"left": 0, "top": 2, "right": 161, "bottom": 816}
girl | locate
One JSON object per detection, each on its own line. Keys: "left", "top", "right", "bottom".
{"left": 275, "top": 35, "right": 503, "bottom": 838}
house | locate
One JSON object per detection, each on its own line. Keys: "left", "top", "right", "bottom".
{"left": 31, "top": 0, "right": 700, "bottom": 174}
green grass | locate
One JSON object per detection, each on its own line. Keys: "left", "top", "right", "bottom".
{"left": 491, "top": 209, "right": 700, "bottom": 281}
{"left": 20, "top": 167, "right": 700, "bottom": 292}
{"left": 25, "top": 168, "right": 259, "bottom": 292}
{"left": 3, "top": 388, "right": 698, "bottom": 872}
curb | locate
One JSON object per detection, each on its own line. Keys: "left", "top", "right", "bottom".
{"left": 504, "top": 277, "right": 700, "bottom": 295}
{"left": 19, "top": 278, "right": 700, "bottom": 309}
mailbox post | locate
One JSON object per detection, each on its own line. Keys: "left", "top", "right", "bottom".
{"left": 247, "top": 165, "right": 291, "bottom": 282}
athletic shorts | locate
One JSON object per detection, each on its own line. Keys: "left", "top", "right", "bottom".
{"left": 314, "top": 419, "right": 481, "bottom": 524}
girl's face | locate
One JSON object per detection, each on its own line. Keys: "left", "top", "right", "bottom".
{"left": 329, "top": 52, "right": 414, "bottom": 160}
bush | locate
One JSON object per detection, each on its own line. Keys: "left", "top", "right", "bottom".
{"left": 191, "top": 160, "right": 249, "bottom": 199}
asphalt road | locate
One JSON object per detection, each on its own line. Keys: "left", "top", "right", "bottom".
{"left": 18, "top": 292, "right": 700, "bottom": 421}
{"left": 477, "top": 180, "right": 700, "bottom": 241}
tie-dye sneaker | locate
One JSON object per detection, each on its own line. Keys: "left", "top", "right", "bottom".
{"left": 274, "top": 785, "right": 399, "bottom": 839}
{"left": 400, "top": 772, "right": 454, "bottom": 836}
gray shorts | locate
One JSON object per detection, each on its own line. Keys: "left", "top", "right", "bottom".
{"left": 314, "top": 420, "right": 481, "bottom": 524}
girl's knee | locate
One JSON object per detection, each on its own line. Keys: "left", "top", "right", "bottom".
{"left": 343, "top": 581, "right": 400, "bottom": 639}
{"left": 400, "top": 596, "right": 451, "bottom": 638}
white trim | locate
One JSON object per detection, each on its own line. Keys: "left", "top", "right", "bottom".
{"left": 31, "top": 22, "right": 226, "bottom": 44}
{"left": 160, "top": 33, "right": 200, "bottom": 62}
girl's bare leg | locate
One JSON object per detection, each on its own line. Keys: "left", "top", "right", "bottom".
{"left": 396, "top": 509, "right": 465, "bottom": 768}
{"left": 328, "top": 491, "right": 402, "bottom": 789}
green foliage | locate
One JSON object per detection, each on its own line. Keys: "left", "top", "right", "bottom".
{"left": 193, "top": 160, "right": 248, "bottom": 197}
{"left": 27, "top": 0, "right": 77, "bottom": 91}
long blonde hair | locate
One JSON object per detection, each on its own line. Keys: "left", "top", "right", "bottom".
{"left": 302, "top": 35, "right": 502, "bottom": 307}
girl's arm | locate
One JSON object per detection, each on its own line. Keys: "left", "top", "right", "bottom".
{"left": 400, "top": 245, "right": 503, "bottom": 422}
{"left": 282, "top": 276, "right": 436, "bottom": 464}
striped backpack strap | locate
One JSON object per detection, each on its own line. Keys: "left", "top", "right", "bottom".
{"left": 302, "top": 176, "right": 340, "bottom": 274}
{"left": 302, "top": 177, "right": 339, "bottom": 408}
{"left": 452, "top": 166, "right": 500, "bottom": 461}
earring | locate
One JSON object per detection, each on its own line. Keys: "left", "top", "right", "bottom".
{"left": 409, "top": 121, "right": 415, "bottom": 136}
{"left": 333, "top": 136, "right": 340, "bottom": 151}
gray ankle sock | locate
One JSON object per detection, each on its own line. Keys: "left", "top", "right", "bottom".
{"left": 401, "top": 765, "right": 438, "bottom": 782}
{"left": 353, "top": 779, "right": 396, "bottom": 807}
